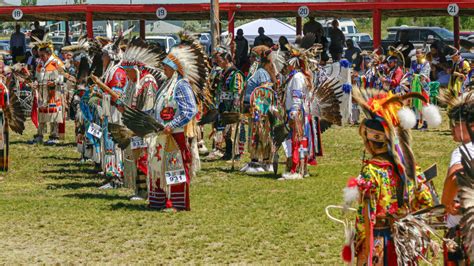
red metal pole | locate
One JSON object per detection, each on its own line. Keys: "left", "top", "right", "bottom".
{"left": 296, "top": 16, "right": 302, "bottom": 36}
{"left": 86, "top": 11, "right": 93, "bottom": 38}
{"left": 140, "top": 20, "right": 145, "bottom": 40}
{"left": 228, "top": 9, "right": 235, "bottom": 38}
{"left": 454, "top": 15, "right": 460, "bottom": 49}
{"left": 372, "top": 8, "right": 381, "bottom": 51}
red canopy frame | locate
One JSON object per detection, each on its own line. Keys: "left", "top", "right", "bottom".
{"left": 0, "top": 0, "right": 473, "bottom": 49}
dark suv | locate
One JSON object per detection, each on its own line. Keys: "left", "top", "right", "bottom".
{"left": 381, "top": 26, "right": 454, "bottom": 52}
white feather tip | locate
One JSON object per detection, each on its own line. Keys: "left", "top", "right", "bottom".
{"left": 398, "top": 107, "right": 417, "bottom": 129}
{"left": 343, "top": 187, "right": 359, "bottom": 204}
{"left": 422, "top": 104, "right": 442, "bottom": 128}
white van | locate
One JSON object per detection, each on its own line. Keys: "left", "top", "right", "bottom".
{"left": 145, "top": 36, "right": 177, "bottom": 53}
{"left": 319, "top": 18, "right": 358, "bottom": 36}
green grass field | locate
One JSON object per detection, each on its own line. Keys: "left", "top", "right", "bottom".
{"left": 0, "top": 117, "right": 456, "bottom": 264}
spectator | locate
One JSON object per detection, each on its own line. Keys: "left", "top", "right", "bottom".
{"left": 392, "top": 30, "right": 414, "bottom": 69}
{"left": 254, "top": 27, "right": 274, "bottom": 48}
{"left": 426, "top": 45, "right": 448, "bottom": 81}
{"left": 30, "top": 21, "right": 45, "bottom": 41}
{"left": 26, "top": 46, "right": 38, "bottom": 72}
{"left": 303, "top": 16, "right": 323, "bottom": 37}
{"left": 279, "top": 36, "right": 289, "bottom": 52}
{"left": 10, "top": 24, "right": 26, "bottom": 64}
{"left": 344, "top": 39, "right": 362, "bottom": 71}
{"left": 234, "top": 29, "right": 249, "bottom": 72}
{"left": 328, "top": 20, "right": 345, "bottom": 62}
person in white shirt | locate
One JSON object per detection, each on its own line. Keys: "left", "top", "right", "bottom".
{"left": 441, "top": 92, "right": 474, "bottom": 264}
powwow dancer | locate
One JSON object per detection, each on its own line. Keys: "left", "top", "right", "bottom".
{"left": 277, "top": 36, "right": 350, "bottom": 179}
{"left": 119, "top": 35, "right": 208, "bottom": 211}
{"left": 119, "top": 40, "right": 161, "bottom": 200}
{"left": 0, "top": 65, "right": 26, "bottom": 171}
{"left": 29, "top": 35, "right": 74, "bottom": 145}
{"left": 332, "top": 88, "right": 445, "bottom": 265}
{"left": 408, "top": 48, "right": 431, "bottom": 129}
{"left": 92, "top": 33, "right": 131, "bottom": 188}
{"left": 280, "top": 44, "right": 313, "bottom": 179}
{"left": 447, "top": 47, "right": 471, "bottom": 96}
{"left": 381, "top": 56, "right": 403, "bottom": 93}
{"left": 241, "top": 45, "right": 279, "bottom": 173}
{"left": 214, "top": 46, "right": 245, "bottom": 161}
{"left": 439, "top": 91, "right": 474, "bottom": 265}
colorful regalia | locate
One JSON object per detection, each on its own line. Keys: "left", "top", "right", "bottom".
{"left": 337, "top": 89, "right": 444, "bottom": 265}
{"left": 447, "top": 48, "right": 471, "bottom": 96}
{"left": 438, "top": 91, "right": 474, "bottom": 265}
{"left": 240, "top": 45, "right": 278, "bottom": 173}
{"left": 215, "top": 47, "right": 245, "bottom": 160}
{"left": 120, "top": 43, "right": 160, "bottom": 199}
{"left": 0, "top": 72, "right": 25, "bottom": 171}
{"left": 95, "top": 35, "right": 129, "bottom": 187}
{"left": 30, "top": 36, "right": 70, "bottom": 145}
{"left": 382, "top": 56, "right": 403, "bottom": 93}
{"left": 408, "top": 49, "right": 431, "bottom": 129}
{"left": 140, "top": 35, "right": 207, "bottom": 211}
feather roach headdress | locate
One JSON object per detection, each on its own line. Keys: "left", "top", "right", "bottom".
{"left": 30, "top": 34, "right": 53, "bottom": 51}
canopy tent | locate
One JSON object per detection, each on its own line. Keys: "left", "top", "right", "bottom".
{"left": 222, "top": 18, "right": 296, "bottom": 46}
{"left": 1, "top": 0, "right": 474, "bottom": 50}
{"left": 146, "top": 21, "right": 183, "bottom": 35}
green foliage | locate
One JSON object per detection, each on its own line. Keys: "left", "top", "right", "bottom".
{"left": 20, "top": 0, "right": 36, "bottom": 6}
{"left": 0, "top": 117, "right": 453, "bottom": 263}
{"left": 183, "top": 21, "right": 202, "bottom": 33}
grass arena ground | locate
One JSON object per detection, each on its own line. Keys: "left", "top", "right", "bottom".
{"left": 0, "top": 116, "right": 454, "bottom": 264}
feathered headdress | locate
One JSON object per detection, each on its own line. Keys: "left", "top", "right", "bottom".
{"left": 121, "top": 44, "right": 161, "bottom": 68}
{"left": 100, "top": 26, "right": 134, "bottom": 61}
{"left": 61, "top": 38, "right": 90, "bottom": 56}
{"left": 30, "top": 34, "right": 53, "bottom": 51}
{"left": 162, "top": 32, "right": 211, "bottom": 107}
{"left": 353, "top": 88, "right": 441, "bottom": 184}
{"left": 215, "top": 32, "right": 234, "bottom": 57}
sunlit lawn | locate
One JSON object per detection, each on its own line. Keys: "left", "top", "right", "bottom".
{"left": 0, "top": 114, "right": 455, "bottom": 264}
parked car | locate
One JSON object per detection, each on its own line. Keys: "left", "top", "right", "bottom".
{"left": 198, "top": 32, "right": 211, "bottom": 55}
{"left": 0, "top": 42, "right": 13, "bottom": 64}
{"left": 346, "top": 33, "right": 372, "bottom": 51}
{"left": 381, "top": 26, "right": 454, "bottom": 52}
{"left": 145, "top": 36, "right": 177, "bottom": 53}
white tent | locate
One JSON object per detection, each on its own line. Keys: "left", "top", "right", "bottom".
{"left": 146, "top": 21, "right": 183, "bottom": 35}
{"left": 222, "top": 18, "right": 296, "bottom": 46}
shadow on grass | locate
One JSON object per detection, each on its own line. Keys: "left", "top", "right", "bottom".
{"left": 41, "top": 155, "right": 78, "bottom": 160}
{"left": 41, "top": 168, "right": 99, "bottom": 175}
{"left": 53, "top": 162, "right": 94, "bottom": 168}
{"left": 46, "top": 181, "right": 101, "bottom": 190}
{"left": 110, "top": 202, "right": 157, "bottom": 212}
{"left": 41, "top": 173, "right": 102, "bottom": 181}
{"left": 64, "top": 192, "right": 130, "bottom": 201}
{"left": 10, "top": 140, "right": 33, "bottom": 145}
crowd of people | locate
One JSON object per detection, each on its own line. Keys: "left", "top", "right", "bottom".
{"left": 0, "top": 19, "right": 473, "bottom": 265}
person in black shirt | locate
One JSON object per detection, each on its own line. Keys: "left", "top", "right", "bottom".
{"left": 30, "top": 21, "right": 45, "bottom": 41}
{"left": 391, "top": 31, "right": 415, "bottom": 69}
{"left": 344, "top": 39, "right": 362, "bottom": 71}
{"left": 328, "top": 20, "right": 345, "bottom": 62}
{"left": 234, "top": 29, "right": 249, "bottom": 72}
{"left": 253, "top": 27, "right": 274, "bottom": 47}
